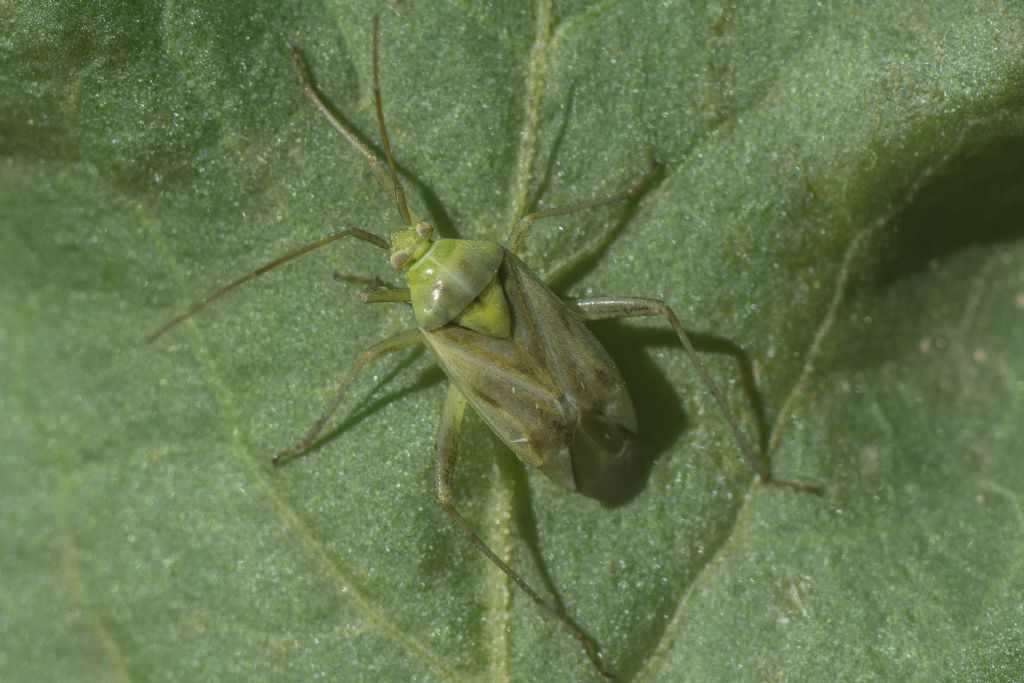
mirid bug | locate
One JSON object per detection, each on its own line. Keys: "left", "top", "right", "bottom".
{"left": 149, "top": 6, "right": 819, "bottom": 678}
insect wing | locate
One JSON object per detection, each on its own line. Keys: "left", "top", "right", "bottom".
{"left": 421, "top": 250, "right": 638, "bottom": 494}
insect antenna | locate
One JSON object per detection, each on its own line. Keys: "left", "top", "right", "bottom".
{"left": 146, "top": 228, "right": 388, "bottom": 343}
{"left": 371, "top": 0, "right": 413, "bottom": 226}
{"left": 288, "top": 34, "right": 417, "bottom": 226}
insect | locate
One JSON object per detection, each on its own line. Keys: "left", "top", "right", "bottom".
{"left": 149, "top": 5, "right": 819, "bottom": 678}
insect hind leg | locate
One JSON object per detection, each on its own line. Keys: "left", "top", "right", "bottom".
{"left": 433, "top": 384, "right": 617, "bottom": 679}
{"left": 568, "top": 297, "right": 822, "bottom": 495}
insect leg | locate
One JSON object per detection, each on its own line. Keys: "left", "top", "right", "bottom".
{"left": 569, "top": 297, "right": 822, "bottom": 495}
{"left": 505, "top": 162, "right": 660, "bottom": 255}
{"left": 272, "top": 328, "right": 422, "bottom": 465}
{"left": 358, "top": 286, "right": 411, "bottom": 304}
{"left": 330, "top": 273, "right": 410, "bottom": 303}
{"left": 433, "top": 384, "right": 616, "bottom": 679}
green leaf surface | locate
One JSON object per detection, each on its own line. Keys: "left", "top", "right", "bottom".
{"left": 3, "top": 2, "right": 1023, "bottom": 681}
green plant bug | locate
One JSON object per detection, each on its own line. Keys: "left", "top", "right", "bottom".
{"left": 148, "top": 5, "right": 820, "bottom": 678}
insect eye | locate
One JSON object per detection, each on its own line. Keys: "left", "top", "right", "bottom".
{"left": 390, "top": 249, "right": 411, "bottom": 269}
{"left": 416, "top": 222, "right": 433, "bottom": 239}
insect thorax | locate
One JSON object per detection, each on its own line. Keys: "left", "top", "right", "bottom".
{"left": 407, "top": 239, "right": 510, "bottom": 337}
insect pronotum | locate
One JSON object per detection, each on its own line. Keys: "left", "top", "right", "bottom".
{"left": 149, "top": 5, "right": 820, "bottom": 678}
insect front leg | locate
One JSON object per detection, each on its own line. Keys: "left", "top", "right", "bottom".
{"left": 358, "top": 286, "right": 411, "bottom": 304}
{"left": 505, "top": 162, "right": 660, "bottom": 255}
{"left": 331, "top": 272, "right": 411, "bottom": 304}
{"left": 273, "top": 328, "right": 422, "bottom": 465}
{"left": 569, "top": 297, "right": 822, "bottom": 495}
{"left": 433, "top": 384, "right": 616, "bottom": 679}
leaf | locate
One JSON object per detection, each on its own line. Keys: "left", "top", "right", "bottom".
{"left": 3, "top": 2, "right": 1024, "bottom": 681}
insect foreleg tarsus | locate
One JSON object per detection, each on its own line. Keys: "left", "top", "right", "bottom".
{"left": 434, "top": 384, "right": 617, "bottom": 680}
{"left": 569, "top": 297, "right": 823, "bottom": 495}
{"left": 505, "top": 161, "right": 661, "bottom": 255}
{"left": 272, "top": 328, "right": 422, "bottom": 465}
